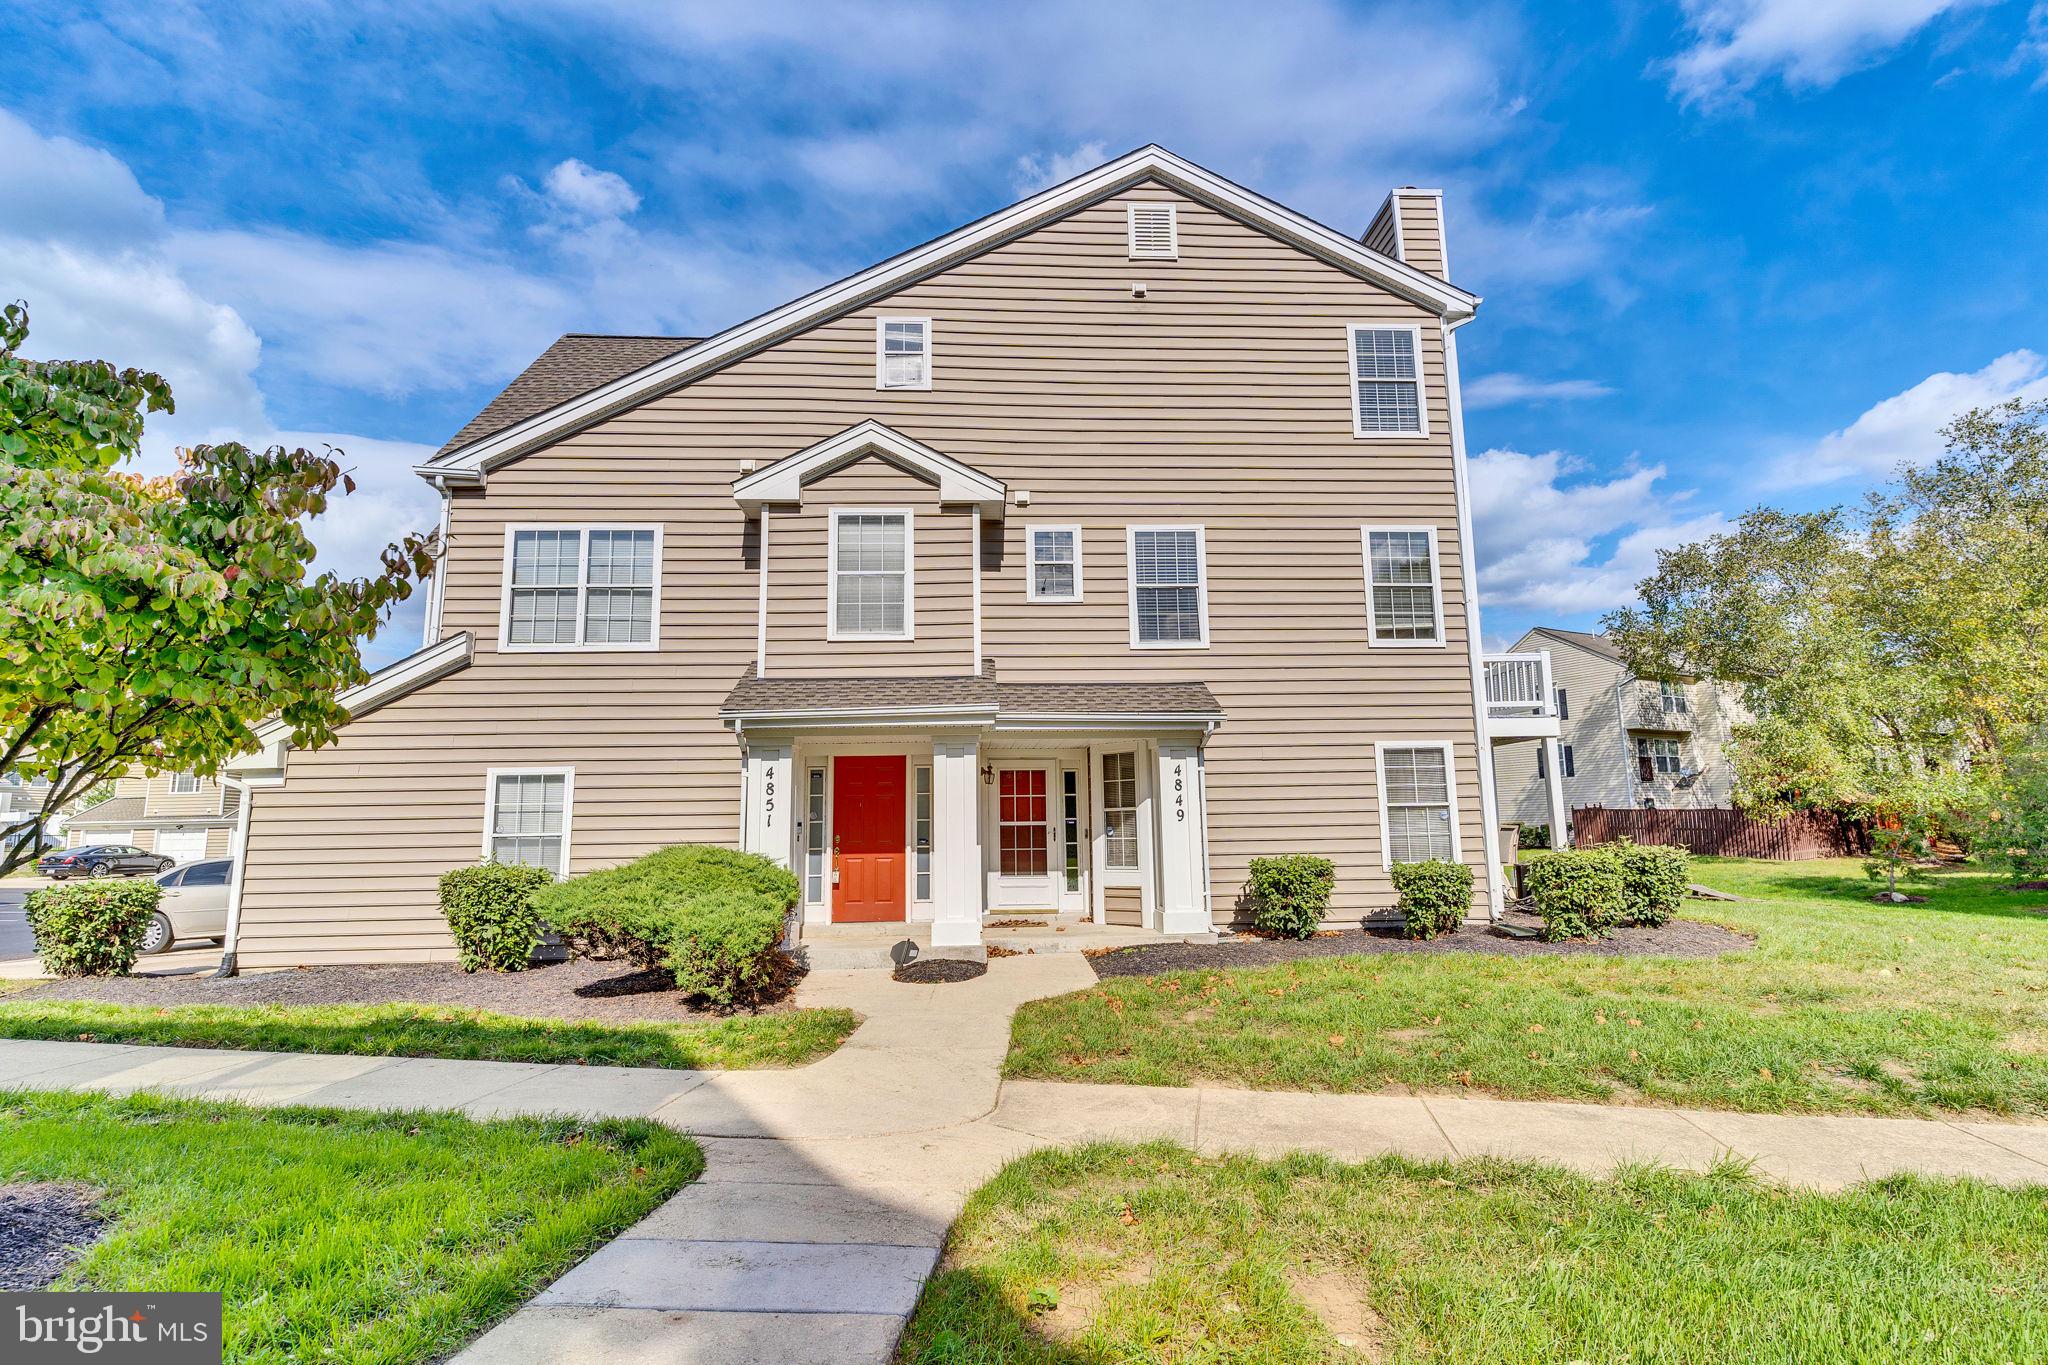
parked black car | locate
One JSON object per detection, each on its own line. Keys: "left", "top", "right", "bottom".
{"left": 37, "top": 845, "right": 174, "bottom": 879}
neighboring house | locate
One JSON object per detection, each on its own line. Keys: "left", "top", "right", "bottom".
{"left": 224, "top": 145, "right": 1559, "bottom": 969}
{"left": 63, "top": 769, "right": 241, "bottom": 864}
{"left": 1, "top": 771, "right": 62, "bottom": 856}
{"left": 1491, "top": 627, "right": 1746, "bottom": 845}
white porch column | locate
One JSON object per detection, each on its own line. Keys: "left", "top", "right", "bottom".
{"left": 740, "top": 742, "right": 793, "bottom": 867}
{"left": 930, "top": 736, "right": 984, "bottom": 948}
{"left": 1542, "top": 735, "right": 1570, "bottom": 849}
{"left": 1153, "top": 741, "right": 1211, "bottom": 935}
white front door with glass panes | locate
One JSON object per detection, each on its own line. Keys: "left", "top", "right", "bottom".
{"left": 985, "top": 761, "right": 1059, "bottom": 909}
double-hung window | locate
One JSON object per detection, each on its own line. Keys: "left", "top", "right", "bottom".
{"left": 503, "top": 526, "right": 659, "bottom": 650}
{"left": 1377, "top": 743, "right": 1459, "bottom": 866}
{"left": 830, "top": 510, "right": 913, "bottom": 639}
{"left": 1346, "top": 324, "right": 1426, "bottom": 437}
{"left": 1361, "top": 526, "right": 1443, "bottom": 645}
{"left": 1636, "top": 736, "right": 1683, "bottom": 781}
{"left": 168, "top": 772, "right": 201, "bottom": 796}
{"left": 484, "top": 769, "right": 572, "bottom": 878}
{"left": 1127, "top": 526, "right": 1208, "bottom": 648}
{"left": 1027, "top": 525, "right": 1083, "bottom": 602}
{"left": 875, "top": 317, "right": 931, "bottom": 390}
{"left": 1659, "top": 681, "right": 1690, "bottom": 716}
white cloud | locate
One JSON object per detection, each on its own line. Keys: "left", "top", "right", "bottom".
{"left": 1668, "top": 0, "right": 1989, "bottom": 105}
{"left": 1012, "top": 141, "right": 1110, "bottom": 195}
{"left": 1772, "top": 350, "right": 2048, "bottom": 487}
{"left": 541, "top": 158, "right": 642, "bottom": 220}
{"left": 1462, "top": 372, "right": 1615, "bottom": 410}
{"left": 1469, "top": 448, "right": 1727, "bottom": 615}
{"left": 0, "top": 111, "right": 440, "bottom": 635}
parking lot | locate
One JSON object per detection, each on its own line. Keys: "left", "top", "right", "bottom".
{"left": 0, "top": 879, "right": 225, "bottom": 978}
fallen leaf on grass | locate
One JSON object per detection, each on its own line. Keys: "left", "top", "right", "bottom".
{"left": 1327, "top": 1034, "right": 1346, "bottom": 1047}
{"left": 1526, "top": 1023, "right": 1546, "bottom": 1034}
{"left": 1119, "top": 1206, "right": 1140, "bottom": 1226}
{"left": 1759, "top": 1067, "right": 1774, "bottom": 1081}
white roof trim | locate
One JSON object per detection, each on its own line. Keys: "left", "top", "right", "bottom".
{"left": 232, "top": 633, "right": 475, "bottom": 778}
{"left": 423, "top": 145, "right": 1480, "bottom": 479}
{"left": 733, "top": 420, "right": 1006, "bottom": 515}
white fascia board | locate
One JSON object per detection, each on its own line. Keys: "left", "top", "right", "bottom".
{"left": 247, "top": 632, "right": 475, "bottom": 750}
{"left": 423, "top": 145, "right": 1480, "bottom": 481}
{"left": 733, "top": 420, "right": 1006, "bottom": 514}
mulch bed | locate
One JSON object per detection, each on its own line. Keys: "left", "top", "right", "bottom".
{"left": 1088, "top": 907, "right": 1753, "bottom": 980}
{"left": 893, "top": 958, "right": 988, "bottom": 984}
{"left": 4, "top": 958, "right": 788, "bottom": 1023}
{"left": 0, "top": 1183, "right": 105, "bottom": 1291}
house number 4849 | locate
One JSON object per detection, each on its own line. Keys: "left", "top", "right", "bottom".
{"left": 1173, "top": 763, "right": 1186, "bottom": 822}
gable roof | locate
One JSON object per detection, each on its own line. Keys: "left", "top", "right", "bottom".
{"left": 437, "top": 333, "right": 700, "bottom": 457}
{"left": 1521, "top": 626, "right": 1623, "bottom": 663}
{"left": 732, "top": 420, "right": 1006, "bottom": 515}
{"left": 419, "top": 144, "right": 1481, "bottom": 482}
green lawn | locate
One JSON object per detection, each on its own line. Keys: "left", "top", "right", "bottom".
{"left": 0, "top": 999, "right": 858, "bottom": 1069}
{"left": 0, "top": 1088, "right": 698, "bottom": 1364}
{"left": 1005, "top": 858, "right": 2048, "bottom": 1115}
{"left": 900, "top": 1143, "right": 2048, "bottom": 1364}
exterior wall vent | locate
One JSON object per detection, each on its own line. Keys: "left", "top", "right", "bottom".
{"left": 1127, "top": 203, "right": 1178, "bottom": 259}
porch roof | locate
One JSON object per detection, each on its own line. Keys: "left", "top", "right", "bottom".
{"left": 718, "top": 668, "right": 1223, "bottom": 730}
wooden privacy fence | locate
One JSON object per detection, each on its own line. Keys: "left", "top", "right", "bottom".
{"left": 1571, "top": 806, "right": 1867, "bottom": 860}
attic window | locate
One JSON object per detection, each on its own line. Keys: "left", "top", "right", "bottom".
{"left": 875, "top": 317, "right": 931, "bottom": 390}
{"left": 1127, "top": 203, "right": 1177, "bottom": 259}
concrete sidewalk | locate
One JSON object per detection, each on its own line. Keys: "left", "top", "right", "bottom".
{"left": 3, "top": 955, "right": 2046, "bottom": 1363}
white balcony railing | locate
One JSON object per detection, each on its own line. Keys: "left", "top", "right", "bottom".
{"left": 1483, "top": 652, "right": 1556, "bottom": 718}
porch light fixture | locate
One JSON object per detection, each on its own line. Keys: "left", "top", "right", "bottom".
{"left": 981, "top": 763, "right": 994, "bottom": 785}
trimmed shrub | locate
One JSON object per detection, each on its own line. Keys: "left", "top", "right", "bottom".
{"left": 438, "top": 862, "right": 554, "bottom": 972}
{"left": 533, "top": 845, "right": 799, "bottom": 1010}
{"left": 1245, "top": 854, "right": 1336, "bottom": 939}
{"left": 1523, "top": 847, "right": 1625, "bottom": 941}
{"left": 1606, "top": 839, "right": 1690, "bottom": 927}
{"left": 1517, "top": 824, "right": 1552, "bottom": 851}
{"left": 25, "top": 878, "right": 159, "bottom": 977}
{"left": 1391, "top": 859, "right": 1473, "bottom": 939}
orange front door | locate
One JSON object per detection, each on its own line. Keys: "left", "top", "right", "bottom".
{"left": 833, "top": 755, "right": 907, "bottom": 922}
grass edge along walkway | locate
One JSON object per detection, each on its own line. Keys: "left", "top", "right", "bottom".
{"left": 899, "top": 1141, "right": 2048, "bottom": 1364}
{"left": 0, "top": 998, "right": 859, "bottom": 1070}
{"left": 1002, "top": 857, "right": 2048, "bottom": 1118}
{"left": 0, "top": 1087, "right": 700, "bottom": 1365}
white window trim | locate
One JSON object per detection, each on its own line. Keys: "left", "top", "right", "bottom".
{"left": 1125, "top": 524, "right": 1210, "bottom": 650}
{"left": 826, "top": 506, "right": 917, "bottom": 642}
{"left": 481, "top": 767, "right": 575, "bottom": 879}
{"left": 1345, "top": 322, "right": 1429, "bottom": 440}
{"left": 1359, "top": 524, "right": 1447, "bottom": 649}
{"left": 168, "top": 772, "right": 201, "bottom": 795}
{"left": 497, "top": 524, "right": 663, "bottom": 654}
{"left": 874, "top": 316, "right": 933, "bottom": 391}
{"left": 1024, "top": 523, "right": 1085, "bottom": 603}
{"left": 1126, "top": 202, "right": 1179, "bottom": 259}
{"left": 1373, "top": 740, "right": 1463, "bottom": 870}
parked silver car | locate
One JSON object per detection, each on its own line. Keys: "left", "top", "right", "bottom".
{"left": 145, "top": 858, "right": 232, "bottom": 954}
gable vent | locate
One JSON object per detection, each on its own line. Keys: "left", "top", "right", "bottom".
{"left": 1127, "top": 203, "right": 1178, "bottom": 259}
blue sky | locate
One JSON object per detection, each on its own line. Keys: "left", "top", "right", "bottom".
{"left": 5, "top": 0, "right": 2045, "bottom": 665}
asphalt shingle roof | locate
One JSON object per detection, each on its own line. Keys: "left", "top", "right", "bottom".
{"left": 1528, "top": 626, "right": 1622, "bottom": 663}
{"left": 436, "top": 333, "right": 702, "bottom": 456}
{"left": 719, "top": 667, "right": 1223, "bottom": 721}
{"left": 64, "top": 795, "right": 145, "bottom": 825}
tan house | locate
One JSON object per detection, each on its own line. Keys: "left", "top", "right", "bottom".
{"left": 1491, "top": 627, "right": 1746, "bottom": 846}
{"left": 64, "top": 769, "right": 241, "bottom": 864}
{"left": 222, "top": 146, "right": 1559, "bottom": 970}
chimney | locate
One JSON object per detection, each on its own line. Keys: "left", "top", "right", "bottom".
{"left": 1362, "top": 187, "right": 1449, "bottom": 280}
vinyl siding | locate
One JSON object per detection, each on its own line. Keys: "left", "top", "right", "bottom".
{"left": 235, "top": 180, "right": 1487, "bottom": 966}
{"left": 1396, "top": 197, "right": 1446, "bottom": 278}
{"left": 767, "top": 455, "right": 976, "bottom": 675}
{"left": 141, "top": 773, "right": 225, "bottom": 818}
{"left": 1361, "top": 202, "right": 1400, "bottom": 259}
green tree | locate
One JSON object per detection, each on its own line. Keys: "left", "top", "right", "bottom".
{"left": 0, "top": 302, "right": 434, "bottom": 873}
{"left": 1605, "top": 400, "right": 2048, "bottom": 854}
